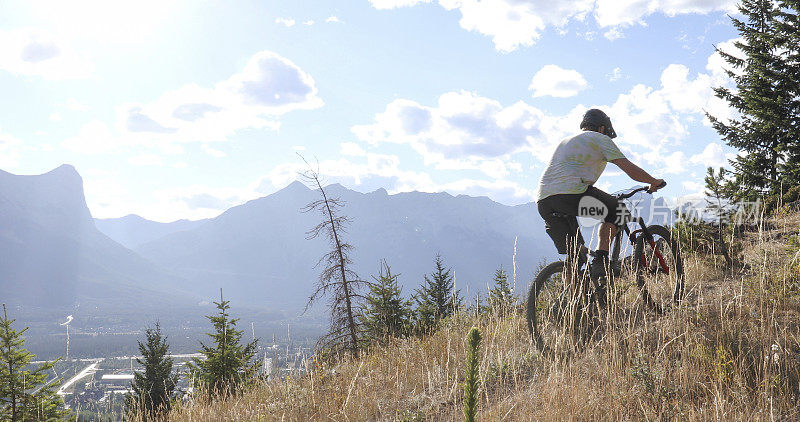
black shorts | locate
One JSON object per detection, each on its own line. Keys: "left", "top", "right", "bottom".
{"left": 537, "top": 186, "right": 630, "bottom": 255}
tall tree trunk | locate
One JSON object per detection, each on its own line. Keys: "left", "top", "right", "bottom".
{"left": 317, "top": 179, "right": 359, "bottom": 358}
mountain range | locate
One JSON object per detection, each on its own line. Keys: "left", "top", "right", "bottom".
{"left": 98, "top": 181, "right": 553, "bottom": 312}
{"left": 94, "top": 214, "right": 208, "bottom": 249}
{"left": 4, "top": 164, "right": 674, "bottom": 316}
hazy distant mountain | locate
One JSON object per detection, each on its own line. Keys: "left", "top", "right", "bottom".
{"left": 95, "top": 214, "right": 208, "bottom": 249}
{"left": 0, "top": 165, "right": 194, "bottom": 310}
{"left": 0, "top": 164, "right": 680, "bottom": 318}
{"left": 135, "top": 181, "right": 555, "bottom": 312}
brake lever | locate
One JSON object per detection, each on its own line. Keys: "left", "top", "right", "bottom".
{"left": 646, "top": 180, "right": 667, "bottom": 194}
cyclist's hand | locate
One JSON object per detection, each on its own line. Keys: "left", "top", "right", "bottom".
{"left": 649, "top": 179, "right": 666, "bottom": 193}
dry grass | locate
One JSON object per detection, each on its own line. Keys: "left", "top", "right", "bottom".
{"left": 167, "top": 213, "right": 800, "bottom": 421}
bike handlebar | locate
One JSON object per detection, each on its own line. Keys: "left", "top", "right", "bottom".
{"left": 615, "top": 181, "right": 667, "bottom": 199}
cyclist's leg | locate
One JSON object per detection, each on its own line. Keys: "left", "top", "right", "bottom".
{"left": 537, "top": 194, "right": 586, "bottom": 255}
{"left": 582, "top": 186, "right": 629, "bottom": 251}
{"left": 582, "top": 186, "right": 629, "bottom": 279}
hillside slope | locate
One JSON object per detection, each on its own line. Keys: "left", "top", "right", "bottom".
{"left": 167, "top": 212, "right": 800, "bottom": 421}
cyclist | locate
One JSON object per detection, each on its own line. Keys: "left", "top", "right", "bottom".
{"left": 537, "top": 109, "right": 665, "bottom": 279}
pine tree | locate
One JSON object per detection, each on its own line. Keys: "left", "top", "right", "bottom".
{"left": 362, "top": 261, "right": 412, "bottom": 342}
{"left": 126, "top": 322, "right": 178, "bottom": 420}
{"left": 414, "top": 254, "right": 462, "bottom": 330}
{"left": 775, "top": 0, "right": 800, "bottom": 186}
{"left": 704, "top": 167, "right": 735, "bottom": 266}
{"left": 0, "top": 304, "right": 69, "bottom": 421}
{"left": 487, "top": 266, "right": 515, "bottom": 314}
{"left": 463, "top": 327, "right": 481, "bottom": 422}
{"left": 707, "top": 0, "right": 796, "bottom": 200}
{"left": 187, "top": 290, "right": 259, "bottom": 397}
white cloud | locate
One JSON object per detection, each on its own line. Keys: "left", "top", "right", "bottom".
{"left": 608, "top": 67, "right": 622, "bottom": 81}
{"left": 25, "top": 0, "right": 181, "bottom": 44}
{"left": 598, "top": 45, "right": 737, "bottom": 167}
{"left": 438, "top": 0, "right": 594, "bottom": 52}
{"left": 529, "top": 65, "right": 588, "bottom": 98}
{"left": 63, "top": 51, "right": 322, "bottom": 156}
{"left": 369, "top": 0, "right": 432, "bottom": 9}
{"left": 275, "top": 17, "right": 296, "bottom": 27}
{"left": 682, "top": 180, "right": 704, "bottom": 194}
{"left": 82, "top": 173, "right": 129, "bottom": 218}
{"left": 0, "top": 128, "right": 23, "bottom": 169}
{"left": 702, "top": 38, "right": 742, "bottom": 125}
{"left": 49, "top": 112, "right": 62, "bottom": 122}
{"left": 659, "top": 151, "right": 687, "bottom": 174}
{"left": 352, "top": 91, "right": 548, "bottom": 175}
{"left": 690, "top": 142, "right": 734, "bottom": 168}
{"left": 91, "top": 176, "right": 264, "bottom": 221}
{"left": 354, "top": 44, "right": 737, "bottom": 180}
{"left": 659, "top": 64, "right": 715, "bottom": 113}
{"left": 604, "top": 83, "right": 688, "bottom": 158}
{"left": 370, "top": 0, "right": 736, "bottom": 51}
{"left": 603, "top": 26, "right": 624, "bottom": 41}
{"left": 303, "top": 20, "right": 315, "bottom": 26}
{"left": 202, "top": 145, "right": 227, "bottom": 158}
{"left": 325, "top": 16, "right": 342, "bottom": 23}
{"left": 0, "top": 28, "right": 93, "bottom": 80}
{"left": 706, "top": 38, "right": 743, "bottom": 80}
{"left": 265, "top": 153, "right": 430, "bottom": 193}
{"left": 128, "top": 154, "right": 164, "bottom": 166}
{"left": 155, "top": 185, "right": 254, "bottom": 216}
{"left": 593, "top": 0, "right": 736, "bottom": 27}
{"left": 62, "top": 120, "right": 120, "bottom": 154}
{"left": 64, "top": 98, "right": 90, "bottom": 111}
{"left": 340, "top": 142, "right": 367, "bottom": 156}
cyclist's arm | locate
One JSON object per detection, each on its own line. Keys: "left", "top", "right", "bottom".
{"left": 611, "top": 158, "right": 664, "bottom": 191}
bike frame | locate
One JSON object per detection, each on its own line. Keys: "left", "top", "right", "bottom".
{"left": 608, "top": 186, "right": 670, "bottom": 277}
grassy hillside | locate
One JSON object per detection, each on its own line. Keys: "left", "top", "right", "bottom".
{"left": 166, "top": 213, "right": 800, "bottom": 421}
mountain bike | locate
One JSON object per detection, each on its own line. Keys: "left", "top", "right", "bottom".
{"left": 526, "top": 184, "right": 685, "bottom": 350}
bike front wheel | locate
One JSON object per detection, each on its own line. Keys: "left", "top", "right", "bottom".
{"left": 633, "top": 224, "right": 685, "bottom": 313}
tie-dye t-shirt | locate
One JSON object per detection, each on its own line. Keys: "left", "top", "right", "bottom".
{"left": 537, "top": 131, "right": 626, "bottom": 201}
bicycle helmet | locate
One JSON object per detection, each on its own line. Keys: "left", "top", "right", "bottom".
{"left": 580, "top": 108, "right": 617, "bottom": 139}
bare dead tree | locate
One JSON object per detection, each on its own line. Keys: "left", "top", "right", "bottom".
{"left": 300, "top": 157, "right": 366, "bottom": 358}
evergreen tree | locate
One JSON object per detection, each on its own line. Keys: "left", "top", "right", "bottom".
{"left": 126, "top": 322, "right": 178, "bottom": 420}
{"left": 704, "top": 167, "right": 735, "bottom": 266}
{"left": 487, "top": 266, "right": 515, "bottom": 314}
{"left": 187, "top": 290, "right": 259, "bottom": 397}
{"left": 414, "top": 254, "right": 462, "bottom": 330}
{"left": 362, "top": 261, "right": 412, "bottom": 342}
{"left": 775, "top": 0, "right": 800, "bottom": 186}
{"left": 707, "top": 0, "right": 797, "bottom": 200}
{"left": 0, "top": 304, "right": 69, "bottom": 421}
{"left": 463, "top": 327, "right": 481, "bottom": 422}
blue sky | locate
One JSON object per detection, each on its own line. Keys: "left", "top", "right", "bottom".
{"left": 0, "top": 0, "right": 741, "bottom": 221}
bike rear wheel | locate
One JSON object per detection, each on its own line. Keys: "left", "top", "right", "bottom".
{"left": 526, "top": 261, "right": 564, "bottom": 349}
{"left": 633, "top": 224, "right": 685, "bottom": 313}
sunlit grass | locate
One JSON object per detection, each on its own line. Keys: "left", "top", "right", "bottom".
{"left": 163, "top": 213, "right": 800, "bottom": 421}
